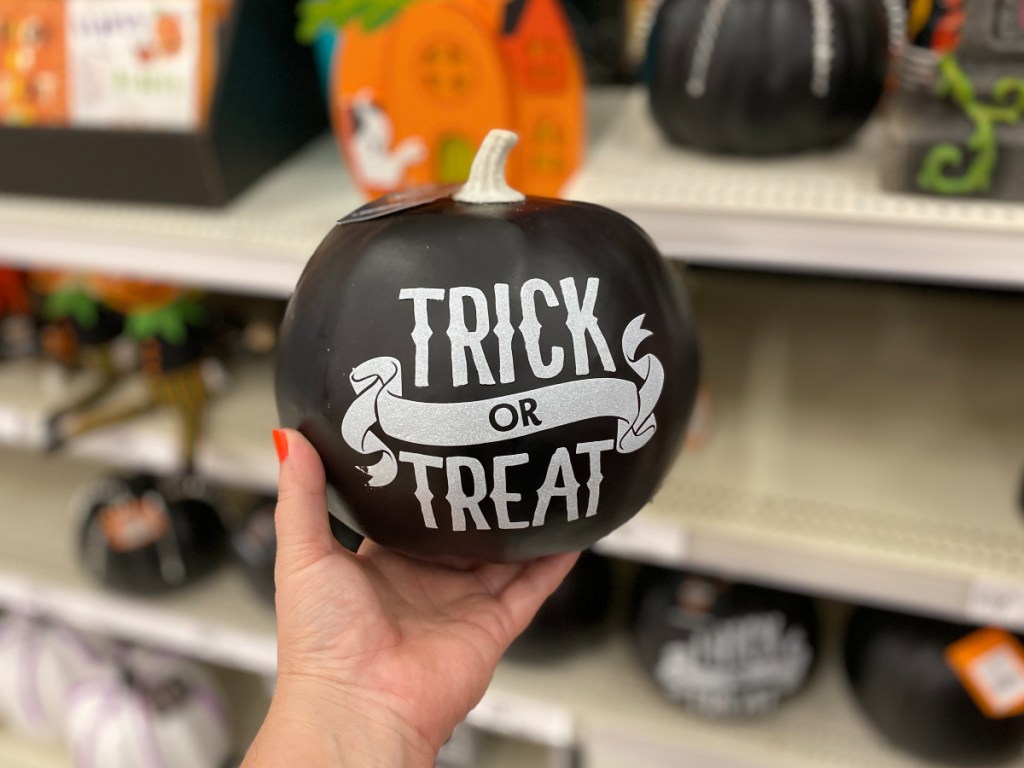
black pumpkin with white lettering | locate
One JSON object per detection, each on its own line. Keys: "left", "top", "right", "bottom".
{"left": 276, "top": 130, "right": 699, "bottom": 563}
{"left": 845, "top": 607, "right": 1024, "bottom": 765}
{"left": 645, "top": 0, "right": 894, "bottom": 155}
{"left": 631, "top": 567, "right": 820, "bottom": 718}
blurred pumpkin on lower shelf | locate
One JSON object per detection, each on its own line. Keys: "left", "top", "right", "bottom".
{"left": 0, "top": 614, "right": 110, "bottom": 742}
{"left": 66, "top": 646, "right": 232, "bottom": 768}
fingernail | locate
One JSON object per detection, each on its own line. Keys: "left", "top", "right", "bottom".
{"left": 272, "top": 429, "right": 289, "bottom": 463}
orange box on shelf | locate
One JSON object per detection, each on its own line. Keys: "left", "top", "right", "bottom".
{"left": 305, "top": 0, "right": 585, "bottom": 199}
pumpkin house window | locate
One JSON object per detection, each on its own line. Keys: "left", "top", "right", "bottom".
{"left": 420, "top": 39, "right": 475, "bottom": 102}
{"left": 530, "top": 118, "right": 566, "bottom": 174}
{"left": 524, "top": 37, "right": 568, "bottom": 91}
{"left": 437, "top": 134, "right": 474, "bottom": 183}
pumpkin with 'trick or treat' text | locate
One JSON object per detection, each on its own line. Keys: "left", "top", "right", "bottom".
{"left": 276, "top": 129, "right": 699, "bottom": 563}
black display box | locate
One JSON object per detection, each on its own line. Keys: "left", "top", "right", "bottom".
{"left": 0, "top": 0, "right": 328, "bottom": 206}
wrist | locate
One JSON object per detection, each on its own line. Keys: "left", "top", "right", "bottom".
{"left": 245, "top": 675, "right": 436, "bottom": 768}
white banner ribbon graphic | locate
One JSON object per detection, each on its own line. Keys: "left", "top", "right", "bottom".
{"left": 341, "top": 315, "right": 664, "bottom": 486}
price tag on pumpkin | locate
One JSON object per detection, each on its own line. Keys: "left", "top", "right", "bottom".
{"left": 965, "top": 580, "right": 1024, "bottom": 629}
{"left": 593, "top": 517, "right": 689, "bottom": 567}
{"left": 468, "top": 692, "right": 575, "bottom": 747}
{"left": 946, "top": 628, "right": 1024, "bottom": 719}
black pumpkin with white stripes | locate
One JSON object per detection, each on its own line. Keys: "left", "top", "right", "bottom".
{"left": 645, "top": 0, "right": 895, "bottom": 155}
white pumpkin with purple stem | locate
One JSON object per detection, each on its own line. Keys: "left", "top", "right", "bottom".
{"left": 0, "top": 614, "right": 110, "bottom": 741}
{"left": 66, "top": 646, "right": 232, "bottom": 768}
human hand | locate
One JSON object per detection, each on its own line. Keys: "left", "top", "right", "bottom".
{"left": 243, "top": 429, "right": 578, "bottom": 767}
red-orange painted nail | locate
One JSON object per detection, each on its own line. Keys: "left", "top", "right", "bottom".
{"left": 272, "top": 429, "right": 288, "bottom": 462}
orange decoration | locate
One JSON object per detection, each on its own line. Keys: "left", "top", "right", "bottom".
{"left": 946, "top": 628, "right": 1024, "bottom": 720}
{"left": 0, "top": 0, "right": 67, "bottom": 126}
{"left": 0, "top": 267, "right": 30, "bottom": 315}
{"left": 87, "top": 275, "right": 184, "bottom": 314}
{"left": 333, "top": 0, "right": 584, "bottom": 199}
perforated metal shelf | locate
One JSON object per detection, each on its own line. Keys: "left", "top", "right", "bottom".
{"left": 2, "top": 271, "right": 1021, "bottom": 632}
{"left": 565, "top": 90, "right": 1024, "bottom": 289}
{"left": 5, "top": 89, "right": 1024, "bottom": 295}
{"left": 0, "top": 91, "right": 628, "bottom": 299}
{"left": 0, "top": 664, "right": 274, "bottom": 768}
{"left": 0, "top": 356, "right": 279, "bottom": 493}
{"left": 0, "top": 445, "right": 562, "bottom": 751}
{"left": 0, "top": 447, "right": 941, "bottom": 767}
{"left": 0, "top": 135, "right": 357, "bottom": 297}
{"left": 494, "top": 625, "right": 935, "bottom": 768}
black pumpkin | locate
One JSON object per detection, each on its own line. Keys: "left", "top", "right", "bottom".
{"left": 506, "top": 551, "right": 616, "bottom": 659}
{"left": 631, "top": 567, "right": 820, "bottom": 717}
{"left": 76, "top": 474, "right": 227, "bottom": 594}
{"left": 645, "top": 0, "right": 895, "bottom": 155}
{"left": 276, "top": 130, "right": 699, "bottom": 563}
{"left": 845, "top": 607, "right": 1024, "bottom": 766}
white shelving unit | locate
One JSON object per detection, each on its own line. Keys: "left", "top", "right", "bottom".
{"left": 3, "top": 89, "right": 1023, "bottom": 297}
{"left": 0, "top": 438, "right": 937, "bottom": 766}
{"left": 0, "top": 665, "right": 271, "bottom": 768}
{"left": 5, "top": 272, "right": 1023, "bottom": 633}
{"left": 0, "top": 459, "right": 937, "bottom": 768}
{"left": 566, "top": 91, "right": 1024, "bottom": 290}
{"left": 0, "top": 89, "right": 628, "bottom": 299}
{"left": 4, "top": 86, "right": 1024, "bottom": 767}
{"left": 492, "top": 627, "right": 938, "bottom": 768}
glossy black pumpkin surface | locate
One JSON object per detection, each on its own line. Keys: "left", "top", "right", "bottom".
{"left": 631, "top": 567, "right": 820, "bottom": 717}
{"left": 276, "top": 188, "right": 699, "bottom": 563}
{"left": 646, "top": 0, "right": 892, "bottom": 155}
{"left": 845, "top": 607, "right": 1024, "bottom": 765}
{"left": 76, "top": 474, "right": 227, "bottom": 594}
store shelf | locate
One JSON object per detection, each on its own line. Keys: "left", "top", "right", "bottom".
{"left": 0, "top": 632, "right": 938, "bottom": 768}
{"left": 0, "top": 729, "right": 65, "bottom": 768}
{"left": 0, "top": 665, "right": 270, "bottom": 768}
{"left": 565, "top": 91, "right": 1024, "bottom": 290}
{"left": 0, "top": 445, "right": 571, "bottom": 747}
{"left": 0, "top": 135, "right": 357, "bottom": 298}
{"left": 6, "top": 89, "right": 1024, "bottom": 296}
{"left": 0, "top": 446, "right": 278, "bottom": 674}
{"left": 493, "top": 626, "right": 936, "bottom": 768}
{"left": 4, "top": 272, "right": 1024, "bottom": 630}
{"left": 0, "top": 356, "right": 278, "bottom": 493}
{"left": 0, "top": 90, "right": 628, "bottom": 299}
{"left": 0, "top": 439, "right": 944, "bottom": 768}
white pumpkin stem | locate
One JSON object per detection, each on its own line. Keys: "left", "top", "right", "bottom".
{"left": 453, "top": 130, "right": 526, "bottom": 204}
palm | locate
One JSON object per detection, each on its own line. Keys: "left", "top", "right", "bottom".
{"left": 276, "top": 539, "right": 566, "bottom": 746}
{"left": 269, "top": 430, "right": 576, "bottom": 756}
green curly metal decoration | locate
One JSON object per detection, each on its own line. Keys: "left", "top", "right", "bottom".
{"left": 917, "top": 56, "right": 1024, "bottom": 195}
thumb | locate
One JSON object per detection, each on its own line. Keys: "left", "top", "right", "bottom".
{"left": 273, "top": 429, "right": 336, "bottom": 569}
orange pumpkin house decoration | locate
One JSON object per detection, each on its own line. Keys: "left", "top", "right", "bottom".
{"left": 330, "top": 0, "right": 584, "bottom": 199}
